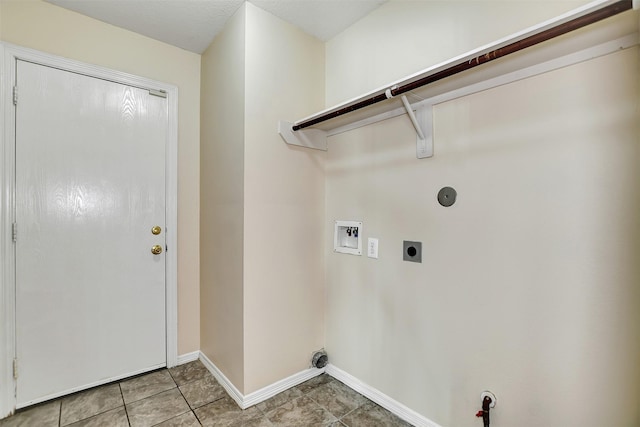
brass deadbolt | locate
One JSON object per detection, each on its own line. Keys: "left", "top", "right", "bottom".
{"left": 151, "top": 226, "right": 162, "bottom": 235}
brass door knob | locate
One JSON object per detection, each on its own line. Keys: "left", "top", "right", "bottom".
{"left": 151, "top": 245, "right": 163, "bottom": 255}
{"left": 151, "top": 226, "right": 162, "bottom": 235}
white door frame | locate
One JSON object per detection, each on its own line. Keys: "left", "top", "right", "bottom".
{"left": 0, "top": 43, "right": 179, "bottom": 418}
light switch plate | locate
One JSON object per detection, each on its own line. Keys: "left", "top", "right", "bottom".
{"left": 367, "top": 238, "right": 379, "bottom": 259}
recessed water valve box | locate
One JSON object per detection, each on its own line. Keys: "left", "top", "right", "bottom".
{"left": 403, "top": 240, "right": 422, "bottom": 263}
{"left": 334, "top": 220, "right": 362, "bottom": 255}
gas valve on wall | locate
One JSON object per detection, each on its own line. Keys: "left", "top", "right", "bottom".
{"left": 475, "top": 391, "right": 496, "bottom": 427}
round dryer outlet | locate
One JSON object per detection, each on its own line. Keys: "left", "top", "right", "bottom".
{"left": 311, "top": 351, "right": 328, "bottom": 369}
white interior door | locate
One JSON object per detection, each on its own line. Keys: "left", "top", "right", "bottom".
{"left": 15, "top": 60, "right": 167, "bottom": 407}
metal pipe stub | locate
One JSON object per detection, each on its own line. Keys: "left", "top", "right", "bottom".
{"left": 311, "top": 350, "right": 328, "bottom": 368}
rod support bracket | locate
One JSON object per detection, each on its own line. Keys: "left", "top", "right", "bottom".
{"left": 401, "top": 99, "right": 433, "bottom": 159}
{"left": 399, "top": 96, "right": 433, "bottom": 158}
{"left": 278, "top": 121, "right": 327, "bottom": 151}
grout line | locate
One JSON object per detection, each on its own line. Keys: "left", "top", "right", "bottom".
{"left": 255, "top": 403, "right": 267, "bottom": 417}
{"left": 125, "top": 370, "right": 192, "bottom": 426}
{"left": 166, "top": 365, "right": 178, "bottom": 383}
{"left": 58, "top": 399, "right": 62, "bottom": 427}
{"left": 192, "top": 410, "right": 203, "bottom": 426}
{"left": 66, "top": 384, "right": 128, "bottom": 425}
{"left": 174, "top": 376, "right": 190, "bottom": 408}
{"left": 156, "top": 410, "right": 197, "bottom": 427}
{"left": 120, "top": 370, "right": 180, "bottom": 406}
{"left": 339, "top": 406, "right": 359, "bottom": 426}
{"left": 121, "top": 386, "right": 178, "bottom": 406}
{"left": 162, "top": 369, "right": 211, "bottom": 425}
{"left": 304, "top": 393, "right": 330, "bottom": 413}
{"left": 167, "top": 362, "right": 207, "bottom": 388}
{"left": 119, "top": 384, "right": 131, "bottom": 427}
{"left": 172, "top": 370, "right": 206, "bottom": 425}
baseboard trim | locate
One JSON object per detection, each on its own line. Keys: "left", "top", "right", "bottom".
{"left": 198, "top": 351, "right": 325, "bottom": 409}
{"left": 196, "top": 351, "right": 437, "bottom": 426}
{"left": 243, "top": 366, "right": 325, "bottom": 409}
{"left": 177, "top": 351, "right": 200, "bottom": 365}
{"left": 198, "top": 352, "right": 244, "bottom": 408}
{"left": 325, "top": 364, "right": 443, "bottom": 427}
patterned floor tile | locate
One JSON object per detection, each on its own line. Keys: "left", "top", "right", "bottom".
{"left": 0, "top": 368, "right": 413, "bottom": 427}
{"left": 65, "top": 407, "right": 129, "bottom": 427}
{"left": 265, "top": 395, "right": 337, "bottom": 426}
{"left": 120, "top": 370, "right": 176, "bottom": 404}
{"left": 339, "top": 401, "right": 412, "bottom": 427}
{"left": 295, "top": 374, "right": 334, "bottom": 395}
{"left": 179, "top": 373, "right": 226, "bottom": 409}
{"left": 236, "top": 416, "right": 273, "bottom": 427}
{"left": 194, "top": 396, "right": 262, "bottom": 427}
{"left": 127, "top": 388, "right": 190, "bottom": 427}
{"left": 306, "top": 381, "right": 368, "bottom": 418}
{"left": 60, "top": 383, "right": 123, "bottom": 425}
{"left": 0, "top": 400, "right": 60, "bottom": 427}
{"left": 154, "top": 411, "right": 202, "bottom": 427}
{"left": 169, "top": 361, "right": 211, "bottom": 387}
{"left": 255, "top": 387, "right": 303, "bottom": 413}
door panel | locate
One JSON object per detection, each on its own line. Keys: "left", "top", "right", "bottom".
{"left": 15, "top": 60, "right": 167, "bottom": 406}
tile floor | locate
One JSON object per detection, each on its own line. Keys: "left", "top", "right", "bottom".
{"left": 0, "top": 361, "right": 413, "bottom": 426}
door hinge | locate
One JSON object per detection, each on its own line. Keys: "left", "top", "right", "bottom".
{"left": 12, "top": 222, "right": 17, "bottom": 242}
{"left": 13, "top": 359, "right": 18, "bottom": 380}
{"left": 13, "top": 86, "right": 18, "bottom": 106}
{"left": 148, "top": 89, "right": 167, "bottom": 98}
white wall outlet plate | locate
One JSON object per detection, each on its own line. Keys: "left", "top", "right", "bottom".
{"left": 367, "top": 238, "right": 378, "bottom": 259}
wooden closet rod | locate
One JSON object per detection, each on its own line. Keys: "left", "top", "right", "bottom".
{"left": 292, "top": 0, "right": 632, "bottom": 132}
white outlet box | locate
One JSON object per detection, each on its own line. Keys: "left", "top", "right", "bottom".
{"left": 367, "top": 238, "right": 378, "bottom": 259}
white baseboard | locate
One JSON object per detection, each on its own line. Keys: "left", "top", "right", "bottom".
{"left": 243, "top": 366, "right": 325, "bottom": 408}
{"left": 196, "top": 351, "right": 438, "bottom": 426}
{"left": 198, "top": 351, "right": 245, "bottom": 408}
{"left": 177, "top": 351, "right": 200, "bottom": 365}
{"left": 198, "top": 351, "right": 325, "bottom": 410}
{"left": 325, "top": 364, "right": 442, "bottom": 427}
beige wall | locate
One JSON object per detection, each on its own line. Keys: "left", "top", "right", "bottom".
{"left": 200, "top": 5, "right": 246, "bottom": 391}
{"left": 325, "top": 2, "right": 640, "bottom": 427}
{"left": 243, "top": 3, "right": 325, "bottom": 393}
{"left": 200, "top": 3, "right": 325, "bottom": 394}
{"left": 0, "top": 0, "right": 201, "bottom": 355}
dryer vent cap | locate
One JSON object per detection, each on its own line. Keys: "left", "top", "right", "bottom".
{"left": 311, "top": 351, "right": 328, "bottom": 369}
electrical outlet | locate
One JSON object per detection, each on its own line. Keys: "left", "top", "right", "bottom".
{"left": 367, "top": 238, "right": 378, "bottom": 259}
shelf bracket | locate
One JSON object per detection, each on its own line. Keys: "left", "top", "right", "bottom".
{"left": 400, "top": 96, "right": 433, "bottom": 159}
{"left": 279, "top": 96, "right": 432, "bottom": 158}
{"left": 278, "top": 121, "right": 327, "bottom": 151}
{"left": 401, "top": 95, "right": 425, "bottom": 139}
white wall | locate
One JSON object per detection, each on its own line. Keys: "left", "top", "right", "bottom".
{"left": 243, "top": 3, "right": 326, "bottom": 393}
{"left": 200, "top": 5, "right": 246, "bottom": 391}
{"left": 325, "top": 2, "right": 640, "bottom": 427}
{"left": 0, "top": 0, "right": 201, "bottom": 356}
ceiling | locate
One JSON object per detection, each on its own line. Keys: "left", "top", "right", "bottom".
{"left": 46, "top": 0, "right": 387, "bottom": 54}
